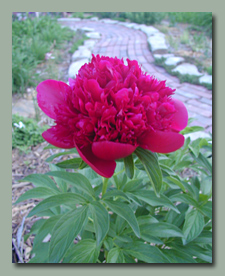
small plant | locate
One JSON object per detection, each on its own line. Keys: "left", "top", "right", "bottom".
{"left": 167, "top": 36, "right": 179, "bottom": 51}
{"left": 71, "top": 12, "right": 84, "bottom": 19}
{"left": 206, "top": 66, "right": 212, "bottom": 75}
{"left": 180, "top": 30, "right": 190, "bottom": 45}
{"left": 12, "top": 114, "right": 48, "bottom": 153}
{"left": 69, "top": 34, "right": 88, "bottom": 54}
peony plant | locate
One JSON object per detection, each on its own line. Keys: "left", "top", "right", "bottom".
{"left": 15, "top": 55, "right": 212, "bottom": 263}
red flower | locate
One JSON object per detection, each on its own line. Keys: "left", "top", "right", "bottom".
{"left": 37, "top": 55, "right": 188, "bottom": 178}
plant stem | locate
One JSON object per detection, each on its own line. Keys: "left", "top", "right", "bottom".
{"left": 102, "top": 177, "right": 109, "bottom": 196}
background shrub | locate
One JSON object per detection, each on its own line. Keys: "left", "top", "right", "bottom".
{"left": 12, "top": 15, "right": 74, "bottom": 94}
{"left": 12, "top": 114, "right": 48, "bottom": 152}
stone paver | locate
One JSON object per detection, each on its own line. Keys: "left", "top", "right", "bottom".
{"left": 59, "top": 19, "right": 212, "bottom": 136}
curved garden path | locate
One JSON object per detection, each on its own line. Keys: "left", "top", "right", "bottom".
{"left": 62, "top": 19, "right": 212, "bottom": 136}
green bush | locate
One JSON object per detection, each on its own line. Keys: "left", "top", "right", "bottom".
{"left": 167, "top": 12, "right": 212, "bottom": 36}
{"left": 12, "top": 15, "right": 74, "bottom": 94}
{"left": 12, "top": 114, "right": 48, "bottom": 152}
{"left": 125, "top": 12, "right": 166, "bottom": 25}
{"left": 92, "top": 12, "right": 166, "bottom": 25}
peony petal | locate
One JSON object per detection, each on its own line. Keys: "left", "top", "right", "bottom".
{"left": 170, "top": 99, "right": 188, "bottom": 131}
{"left": 42, "top": 127, "right": 74, "bottom": 149}
{"left": 138, "top": 129, "right": 185, "bottom": 153}
{"left": 75, "top": 143, "right": 116, "bottom": 178}
{"left": 92, "top": 141, "right": 137, "bottom": 161}
{"left": 87, "top": 79, "right": 103, "bottom": 101}
{"left": 37, "top": 80, "right": 72, "bottom": 119}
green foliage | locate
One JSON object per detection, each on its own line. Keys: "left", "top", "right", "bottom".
{"left": 71, "top": 12, "right": 84, "bottom": 19}
{"left": 69, "top": 34, "right": 88, "bottom": 54}
{"left": 167, "top": 12, "right": 212, "bottom": 37}
{"left": 12, "top": 114, "right": 48, "bottom": 152}
{"left": 92, "top": 12, "right": 166, "bottom": 25}
{"left": 206, "top": 65, "right": 212, "bottom": 75}
{"left": 12, "top": 15, "right": 74, "bottom": 94}
{"left": 16, "top": 123, "right": 212, "bottom": 263}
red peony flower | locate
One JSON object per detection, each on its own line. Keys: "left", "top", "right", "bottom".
{"left": 37, "top": 55, "right": 188, "bottom": 178}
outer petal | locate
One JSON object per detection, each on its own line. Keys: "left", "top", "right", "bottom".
{"left": 138, "top": 130, "right": 185, "bottom": 153}
{"left": 171, "top": 99, "right": 188, "bottom": 131}
{"left": 42, "top": 127, "right": 74, "bottom": 149}
{"left": 92, "top": 141, "right": 137, "bottom": 161}
{"left": 75, "top": 143, "right": 116, "bottom": 178}
{"left": 37, "top": 79, "right": 72, "bottom": 119}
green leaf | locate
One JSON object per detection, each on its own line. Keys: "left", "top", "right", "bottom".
{"left": 165, "top": 203, "right": 189, "bottom": 227}
{"left": 132, "top": 190, "right": 180, "bottom": 214}
{"left": 46, "top": 171, "right": 95, "bottom": 199}
{"left": 48, "top": 164, "right": 68, "bottom": 192}
{"left": 89, "top": 201, "right": 109, "bottom": 246}
{"left": 169, "top": 193, "right": 199, "bottom": 208}
{"left": 187, "top": 244, "right": 212, "bottom": 263}
{"left": 140, "top": 222, "right": 184, "bottom": 238}
{"left": 18, "top": 174, "right": 59, "bottom": 192}
{"left": 193, "top": 230, "right": 212, "bottom": 244}
{"left": 29, "top": 243, "right": 50, "bottom": 263}
{"left": 24, "top": 219, "right": 46, "bottom": 241}
{"left": 163, "top": 249, "right": 197, "bottom": 263}
{"left": 177, "top": 244, "right": 212, "bottom": 263}
{"left": 102, "top": 189, "right": 131, "bottom": 203}
{"left": 135, "top": 147, "right": 162, "bottom": 196}
{"left": 15, "top": 187, "right": 59, "bottom": 204}
{"left": 27, "top": 193, "right": 88, "bottom": 217}
{"left": 159, "top": 164, "right": 177, "bottom": 177}
{"left": 123, "top": 242, "right": 170, "bottom": 263}
{"left": 191, "top": 152, "right": 212, "bottom": 174}
{"left": 181, "top": 126, "right": 205, "bottom": 135}
{"left": 141, "top": 233, "right": 164, "bottom": 245}
{"left": 107, "top": 247, "right": 125, "bottom": 263}
{"left": 103, "top": 237, "right": 114, "bottom": 251}
{"left": 49, "top": 205, "right": 89, "bottom": 263}
{"left": 55, "top": 157, "right": 82, "bottom": 169}
{"left": 45, "top": 150, "right": 77, "bottom": 162}
{"left": 115, "top": 216, "right": 128, "bottom": 235}
{"left": 103, "top": 200, "right": 140, "bottom": 238}
{"left": 198, "top": 201, "right": 212, "bottom": 219}
{"left": 79, "top": 160, "right": 88, "bottom": 169}
{"left": 63, "top": 239, "right": 100, "bottom": 263}
{"left": 124, "top": 154, "right": 134, "bottom": 179}
{"left": 201, "top": 176, "right": 212, "bottom": 196}
{"left": 32, "top": 215, "right": 62, "bottom": 252}
{"left": 166, "top": 176, "right": 186, "bottom": 192}
{"left": 182, "top": 209, "right": 205, "bottom": 245}
{"left": 123, "top": 179, "right": 145, "bottom": 192}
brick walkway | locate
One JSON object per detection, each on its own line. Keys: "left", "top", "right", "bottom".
{"left": 61, "top": 20, "right": 212, "bottom": 134}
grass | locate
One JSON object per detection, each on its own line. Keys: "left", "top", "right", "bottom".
{"left": 180, "top": 30, "right": 190, "bottom": 45}
{"left": 167, "top": 36, "right": 179, "bottom": 51}
{"left": 167, "top": 12, "right": 212, "bottom": 37}
{"left": 69, "top": 33, "right": 88, "bottom": 54}
{"left": 91, "top": 12, "right": 166, "bottom": 25}
{"left": 12, "top": 15, "right": 74, "bottom": 94}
